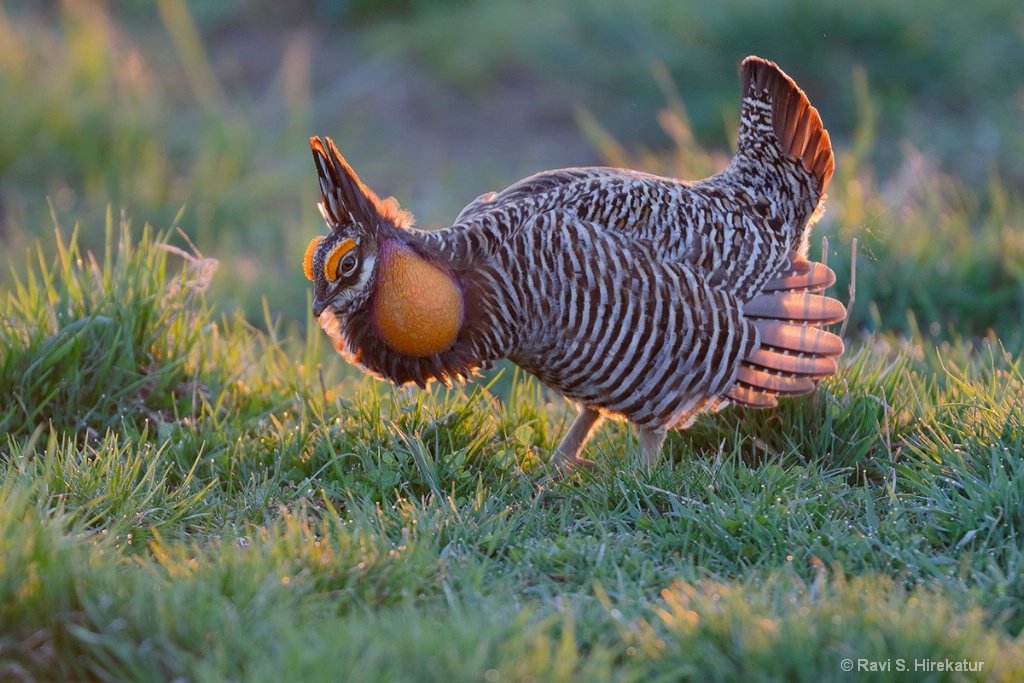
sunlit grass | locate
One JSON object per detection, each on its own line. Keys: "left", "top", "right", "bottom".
{"left": 2, "top": 224, "right": 1024, "bottom": 680}
{"left": 2, "top": 1, "right": 1022, "bottom": 333}
{"left": 0, "top": 0, "right": 316, "bottom": 323}
{"left": 1, "top": 0, "right": 1024, "bottom": 680}
{"left": 583, "top": 64, "right": 1024, "bottom": 343}
{"left": 0, "top": 214, "right": 222, "bottom": 439}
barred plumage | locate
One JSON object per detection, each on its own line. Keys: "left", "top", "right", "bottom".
{"left": 304, "top": 56, "right": 845, "bottom": 468}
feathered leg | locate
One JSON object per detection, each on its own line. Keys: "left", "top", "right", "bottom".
{"left": 639, "top": 427, "right": 668, "bottom": 470}
{"left": 552, "top": 406, "right": 602, "bottom": 470}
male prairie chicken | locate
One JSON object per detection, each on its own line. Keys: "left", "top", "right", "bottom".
{"left": 304, "top": 56, "right": 845, "bottom": 469}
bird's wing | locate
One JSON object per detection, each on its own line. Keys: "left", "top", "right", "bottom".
{"left": 432, "top": 59, "right": 832, "bottom": 301}
{"left": 453, "top": 167, "right": 657, "bottom": 223}
{"left": 490, "top": 209, "right": 759, "bottom": 430}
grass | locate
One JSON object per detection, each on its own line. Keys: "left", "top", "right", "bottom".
{"left": 2, "top": 0, "right": 1024, "bottom": 680}
{"left": 378, "top": 0, "right": 1024, "bottom": 182}
{"left": 2, "top": 222, "right": 1024, "bottom": 680}
{"left": 2, "top": 0, "right": 1022, "bottom": 327}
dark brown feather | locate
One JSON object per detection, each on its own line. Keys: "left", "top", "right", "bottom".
{"left": 741, "top": 57, "right": 834, "bottom": 194}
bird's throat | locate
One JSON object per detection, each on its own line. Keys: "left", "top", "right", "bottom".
{"left": 372, "top": 240, "right": 464, "bottom": 357}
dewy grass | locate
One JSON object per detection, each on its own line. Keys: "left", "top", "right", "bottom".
{"left": 1, "top": 2, "right": 1024, "bottom": 677}
{"left": 4, "top": 0, "right": 1023, "bottom": 335}
{"left": 2, "top": 218, "right": 1024, "bottom": 680}
{"left": 5, "top": 428, "right": 218, "bottom": 545}
{"left": 0, "top": 211, "right": 220, "bottom": 440}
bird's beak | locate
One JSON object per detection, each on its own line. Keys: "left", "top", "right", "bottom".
{"left": 312, "top": 298, "right": 327, "bottom": 317}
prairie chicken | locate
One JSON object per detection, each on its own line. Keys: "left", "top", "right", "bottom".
{"left": 304, "top": 56, "right": 845, "bottom": 469}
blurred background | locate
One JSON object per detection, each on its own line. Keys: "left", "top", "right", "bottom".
{"left": 1, "top": 0, "right": 1023, "bottom": 342}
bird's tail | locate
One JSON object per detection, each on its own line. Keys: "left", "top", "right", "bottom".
{"left": 722, "top": 57, "right": 834, "bottom": 260}
{"left": 727, "top": 253, "right": 845, "bottom": 408}
{"left": 735, "top": 56, "right": 834, "bottom": 195}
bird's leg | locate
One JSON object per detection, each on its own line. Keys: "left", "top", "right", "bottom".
{"left": 639, "top": 426, "right": 667, "bottom": 471}
{"left": 551, "top": 406, "right": 603, "bottom": 470}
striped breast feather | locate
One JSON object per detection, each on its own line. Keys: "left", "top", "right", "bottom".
{"left": 497, "top": 209, "right": 758, "bottom": 430}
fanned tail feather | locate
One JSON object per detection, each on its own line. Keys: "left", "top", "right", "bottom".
{"left": 728, "top": 252, "right": 845, "bottom": 408}
{"left": 759, "top": 257, "right": 836, "bottom": 293}
{"left": 740, "top": 57, "right": 834, "bottom": 195}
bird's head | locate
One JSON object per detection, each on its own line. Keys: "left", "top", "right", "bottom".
{"left": 304, "top": 136, "right": 413, "bottom": 318}
{"left": 304, "top": 137, "right": 464, "bottom": 364}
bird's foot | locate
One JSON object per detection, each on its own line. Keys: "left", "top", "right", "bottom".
{"left": 550, "top": 451, "right": 597, "bottom": 473}
{"left": 535, "top": 451, "right": 596, "bottom": 486}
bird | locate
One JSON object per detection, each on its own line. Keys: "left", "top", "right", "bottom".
{"left": 303, "top": 56, "right": 846, "bottom": 470}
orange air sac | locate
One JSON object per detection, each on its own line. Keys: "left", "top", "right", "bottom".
{"left": 372, "top": 240, "right": 463, "bottom": 357}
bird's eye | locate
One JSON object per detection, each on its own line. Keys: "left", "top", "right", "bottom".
{"left": 323, "top": 238, "right": 358, "bottom": 282}
{"left": 339, "top": 252, "right": 359, "bottom": 277}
